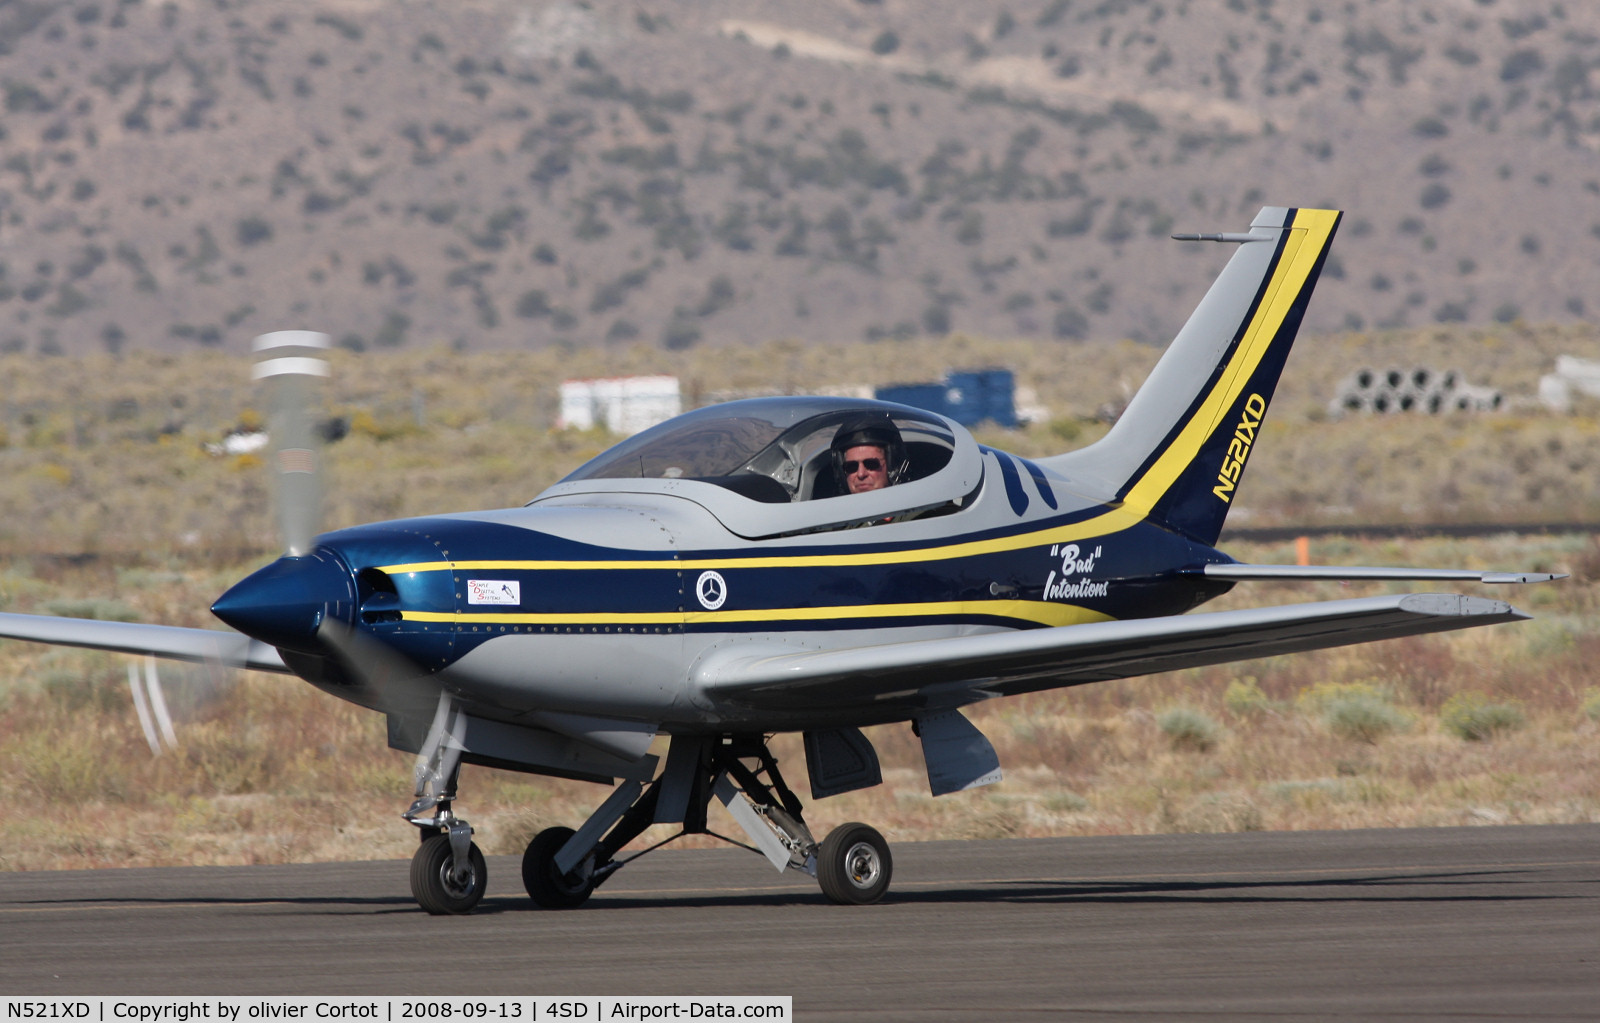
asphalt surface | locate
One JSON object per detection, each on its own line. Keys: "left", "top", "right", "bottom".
{"left": 2, "top": 824, "right": 1596, "bottom": 1020}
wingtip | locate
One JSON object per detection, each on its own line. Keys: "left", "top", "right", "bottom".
{"left": 1396, "top": 593, "right": 1523, "bottom": 619}
{"left": 1481, "top": 572, "right": 1567, "bottom": 584}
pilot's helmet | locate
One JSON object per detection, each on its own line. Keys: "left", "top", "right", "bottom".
{"left": 830, "top": 412, "right": 909, "bottom": 486}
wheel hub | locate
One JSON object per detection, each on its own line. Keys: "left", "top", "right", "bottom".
{"left": 439, "top": 857, "right": 477, "bottom": 898}
{"left": 844, "top": 841, "right": 882, "bottom": 888}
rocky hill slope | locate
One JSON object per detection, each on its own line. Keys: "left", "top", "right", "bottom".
{"left": 2, "top": 0, "right": 1598, "bottom": 355}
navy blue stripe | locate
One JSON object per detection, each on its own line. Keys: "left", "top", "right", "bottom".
{"left": 1021, "top": 458, "right": 1058, "bottom": 510}
{"left": 991, "top": 450, "right": 1029, "bottom": 515}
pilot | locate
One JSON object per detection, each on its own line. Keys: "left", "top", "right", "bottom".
{"left": 831, "top": 413, "right": 908, "bottom": 495}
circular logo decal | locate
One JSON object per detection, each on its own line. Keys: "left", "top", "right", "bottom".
{"left": 695, "top": 570, "right": 727, "bottom": 610}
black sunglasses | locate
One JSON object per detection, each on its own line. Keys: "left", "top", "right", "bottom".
{"left": 842, "top": 458, "right": 884, "bottom": 474}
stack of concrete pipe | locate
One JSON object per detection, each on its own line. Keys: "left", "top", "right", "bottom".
{"left": 1328, "top": 367, "right": 1501, "bottom": 416}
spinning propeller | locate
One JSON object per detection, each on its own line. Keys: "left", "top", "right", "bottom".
{"left": 210, "top": 333, "right": 452, "bottom": 797}
{"left": 212, "top": 332, "right": 434, "bottom": 706}
{"left": 253, "top": 330, "right": 329, "bottom": 559}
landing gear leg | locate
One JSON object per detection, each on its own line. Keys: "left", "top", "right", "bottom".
{"left": 521, "top": 734, "right": 893, "bottom": 907}
{"left": 402, "top": 692, "right": 486, "bottom": 915}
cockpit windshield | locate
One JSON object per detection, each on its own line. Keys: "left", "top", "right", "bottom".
{"left": 562, "top": 397, "right": 956, "bottom": 503}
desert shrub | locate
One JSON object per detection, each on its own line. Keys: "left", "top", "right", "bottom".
{"left": 42, "top": 597, "right": 140, "bottom": 621}
{"left": 662, "top": 313, "right": 700, "bottom": 351}
{"left": 1053, "top": 305, "right": 1088, "bottom": 340}
{"left": 347, "top": 409, "right": 414, "bottom": 442}
{"left": 1412, "top": 116, "right": 1449, "bottom": 138}
{"left": 17, "top": 729, "right": 130, "bottom": 803}
{"left": 1223, "top": 677, "right": 1275, "bottom": 717}
{"left": 1440, "top": 692, "right": 1526, "bottom": 741}
{"left": 182, "top": 727, "right": 283, "bottom": 795}
{"left": 1158, "top": 707, "right": 1221, "bottom": 753}
{"left": 236, "top": 216, "right": 272, "bottom": 246}
{"left": 1298, "top": 682, "right": 1410, "bottom": 743}
{"left": 1163, "top": 791, "right": 1264, "bottom": 833}
{"left": 39, "top": 660, "right": 125, "bottom": 713}
{"left": 1582, "top": 689, "right": 1600, "bottom": 723}
{"left": 314, "top": 13, "right": 363, "bottom": 41}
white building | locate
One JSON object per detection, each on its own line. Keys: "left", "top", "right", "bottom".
{"left": 1539, "top": 355, "right": 1600, "bottom": 412}
{"left": 559, "top": 375, "right": 682, "bottom": 435}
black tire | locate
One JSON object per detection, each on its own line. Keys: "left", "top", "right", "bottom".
{"left": 410, "top": 833, "right": 487, "bottom": 915}
{"left": 817, "top": 822, "right": 892, "bottom": 905}
{"left": 522, "top": 826, "right": 597, "bottom": 909}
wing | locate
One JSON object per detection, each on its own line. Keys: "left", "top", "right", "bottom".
{"left": 693, "top": 594, "right": 1525, "bottom": 715}
{"left": 0, "top": 612, "right": 289, "bottom": 674}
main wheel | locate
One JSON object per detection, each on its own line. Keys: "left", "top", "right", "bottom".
{"left": 522, "top": 826, "right": 597, "bottom": 909}
{"left": 817, "top": 822, "right": 892, "bottom": 905}
{"left": 410, "top": 834, "right": 487, "bottom": 915}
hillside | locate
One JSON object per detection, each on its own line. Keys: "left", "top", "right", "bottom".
{"left": 1, "top": 0, "right": 1599, "bottom": 355}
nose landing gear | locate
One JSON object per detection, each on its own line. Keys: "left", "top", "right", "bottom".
{"left": 411, "top": 829, "right": 487, "bottom": 915}
{"left": 403, "top": 693, "right": 487, "bottom": 915}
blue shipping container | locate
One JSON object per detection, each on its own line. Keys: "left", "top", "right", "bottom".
{"left": 877, "top": 368, "right": 1016, "bottom": 428}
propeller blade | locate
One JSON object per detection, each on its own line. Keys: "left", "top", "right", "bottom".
{"left": 127, "top": 661, "right": 163, "bottom": 756}
{"left": 315, "top": 616, "right": 438, "bottom": 720}
{"left": 143, "top": 654, "right": 179, "bottom": 750}
{"left": 315, "top": 618, "right": 459, "bottom": 816}
{"left": 252, "top": 331, "right": 330, "bottom": 557}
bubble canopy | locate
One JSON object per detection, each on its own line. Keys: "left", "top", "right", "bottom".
{"left": 544, "top": 397, "right": 985, "bottom": 538}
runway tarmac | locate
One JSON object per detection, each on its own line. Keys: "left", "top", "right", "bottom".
{"left": 2, "top": 824, "right": 1596, "bottom": 1020}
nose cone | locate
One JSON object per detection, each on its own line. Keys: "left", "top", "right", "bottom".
{"left": 212, "top": 551, "right": 355, "bottom": 654}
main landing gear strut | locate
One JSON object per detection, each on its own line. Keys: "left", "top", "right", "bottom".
{"left": 520, "top": 733, "right": 893, "bottom": 910}
{"left": 400, "top": 721, "right": 893, "bottom": 914}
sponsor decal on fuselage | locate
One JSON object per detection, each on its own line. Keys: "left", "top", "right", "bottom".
{"left": 1044, "top": 542, "right": 1108, "bottom": 600}
{"left": 1213, "top": 392, "right": 1266, "bottom": 503}
{"left": 467, "top": 579, "right": 521, "bottom": 605}
{"left": 695, "top": 570, "right": 728, "bottom": 610}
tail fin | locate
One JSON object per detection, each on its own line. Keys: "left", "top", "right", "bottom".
{"left": 1043, "top": 206, "right": 1341, "bottom": 545}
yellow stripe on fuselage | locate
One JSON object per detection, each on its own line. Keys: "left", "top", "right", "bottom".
{"left": 400, "top": 599, "right": 1111, "bottom": 629}
{"left": 376, "top": 504, "right": 1148, "bottom": 577}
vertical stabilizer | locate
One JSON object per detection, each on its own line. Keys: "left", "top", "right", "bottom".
{"left": 1042, "top": 207, "right": 1341, "bottom": 544}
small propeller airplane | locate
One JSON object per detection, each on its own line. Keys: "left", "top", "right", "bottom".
{"left": 0, "top": 206, "right": 1562, "bottom": 914}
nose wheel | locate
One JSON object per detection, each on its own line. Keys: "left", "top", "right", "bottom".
{"left": 410, "top": 832, "right": 487, "bottom": 915}
{"left": 817, "top": 822, "right": 893, "bottom": 905}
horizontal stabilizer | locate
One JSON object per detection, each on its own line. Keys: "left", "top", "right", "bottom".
{"left": 0, "top": 612, "right": 288, "bottom": 674}
{"left": 1199, "top": 565, "right": 1565, "bottom": 584}
{"left": 694, "top": 594, "right": 1526, "bottom": 715}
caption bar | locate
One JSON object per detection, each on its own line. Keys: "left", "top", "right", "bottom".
{"left": 5, "top": 1000, "right": 790, "bottom": 1023}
